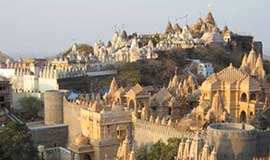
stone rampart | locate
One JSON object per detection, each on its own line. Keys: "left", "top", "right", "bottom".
{"left": 30, "top": 124, "right": 68, "bottom": 148}
{"left": 207, "top": 123, "right": 257, "bottom": 160}
{"left": 134, "top": 119, "right": 194, "bottom": 145}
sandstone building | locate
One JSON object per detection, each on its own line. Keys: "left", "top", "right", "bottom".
{"left": 38, "top": 90, "right": 133, "bottom": 160}
{"left": 191, "top": 48, "right": 268, "bottom": 124}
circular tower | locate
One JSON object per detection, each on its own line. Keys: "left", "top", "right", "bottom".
{"left": 207, "top": 123, "right": 257, "bottom": 160}
{"left": 44, "top": 90, "right": 65, "bottom": 125}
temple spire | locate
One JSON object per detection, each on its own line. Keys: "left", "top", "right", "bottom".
{"left": 177, "top": 140, "right": 185, "bottom": 159}
{"left": 240, "top": 54, "right": 247, "bottom": 68}
{"left": 201, "top": 140, "right": 210, "bottom": 160}
{"left": 183, "top": 138, "right": 191, "bottom": 159}
{"left": 205, "top": 5, "right": 216, "bottom": 26}
{"left": 247, "top": 47, "right": 257, "bottom": 69}
{"left": 165, "top": 21, "right": 174, "bottom": 34}
{"left": 168, "top": 67, "right": 180, "bottom": 90}
{"left": 174, "top": 23, "right": 182, "bottom": 33}
{"left": 255, "top": 53, "right": 266, "bottom": 79}
{"left": 109, "top": 77, "right": 118, "bottom": 94}
{"left": 210, "top": 148, "right": 217, "bottom": 160}
{"left": 255, "top": 53, "right": 264, "bottom": 69}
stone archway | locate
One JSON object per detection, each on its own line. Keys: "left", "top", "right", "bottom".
{"left": 240, "top": 111, "right": 247, "bottom": 123}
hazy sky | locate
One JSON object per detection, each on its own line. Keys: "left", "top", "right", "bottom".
{"left": 0, "top": 0, "right": 269, "bottom": 58}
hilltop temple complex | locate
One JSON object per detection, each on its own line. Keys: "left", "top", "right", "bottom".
{"left": 0, "top": 8, "right": 269, "bottom": 160}
{"left": 158, "top": 10, "right": 261, "bottom": 54}
{"left": 30, "top": 46, "right": 270, "bottom": 160}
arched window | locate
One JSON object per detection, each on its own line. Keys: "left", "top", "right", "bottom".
{"left": 128, "top": 100, "right": 135, "bottom": 111}
{"left": 116, "top": 125, "right": 127, "bottom": 141}
{"left": 240, "top": 111, "right": 247, "bottom": 123}
{"left": 168, "top": 107, "right": 172, "bottom": 116}
{"left": 250, "top": 93, "right": 256, "bottom": 101}
{"left": 241, "top": 93, "right": 247, "bottom": 102}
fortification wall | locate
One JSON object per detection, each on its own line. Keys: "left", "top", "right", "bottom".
{"left": 30, "top": 124, "right": 68, "bottom": 148}
{"left": 134, "top": 119, "right": 194, "bottom": 145}
{"left": 44, "top": 90, "right": 65, "bottom": 125}
{"left": 63, "top": 98, "right": 82, "bottom": 144}
{"left": 207, "top": 123, "right": 257, "bottom": 160}
{"left": 44, "top": 147, "right": 71, "bottom": 160}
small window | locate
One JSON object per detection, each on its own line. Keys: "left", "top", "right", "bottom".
{"left": 0, "top": 96, "right": 4, "bottom": 102}
{"left": 250, "top": 93, "right": 256, "bottom": 101}
{"left": 168, "top": 107, "right": 172, "bottom": 116}
{"left": 240, "top": 93, "right": 247, "bottom": 102}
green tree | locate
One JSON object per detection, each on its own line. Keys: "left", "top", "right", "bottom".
{"left": 77, "top": 44, "right": 94, "bottom": 56}
{"left": 116, "top": 62, "right": 141, "bottom": 87}
{"left": 147, "top": 140, "right": 166, "bottom": 160}
{"left": 136, "top": 138, "right": 181, "bottom": 160}
{"left": 0, "top": 122, "right": 38, "bottom": 160}
{"left": 18, "top": 96, "right": 42, "bottom": 119}
{"left": 136, "top": 144, "right": 148, "bottom": 160}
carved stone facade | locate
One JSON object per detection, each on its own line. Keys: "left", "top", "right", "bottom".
{"left": 191, "top": 48, "right": 268, "bottom": 124}
{"left": 41, "top": 90, "right": 133, "bottom": 160}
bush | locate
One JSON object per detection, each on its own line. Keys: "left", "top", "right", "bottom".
{"left": 136, "top": 138, "right": 181, "bottom": 160}
{"left": 18, "top": 96, "right": 42, "bottom": 120}
{"left": 0, "top": 122, "right": 38, "bottom": 160}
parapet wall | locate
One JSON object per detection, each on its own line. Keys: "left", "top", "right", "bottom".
{"left": 63, "top": 98, "right": 82, "bottom": 144}
{"left": 207, "top": 123, "right": 257, "bottom": 160}
{"left": 30, "top": 124, "right": 68, "bottom": 148}
{"left": 207, "top": 123, "right": 257, "bottom": 139}
{"left": 43, "top": 147, "right": 71, "bottom": 160}
{"left": 44, "top": 90, "right": 65, "bottom": 125}
{"left": 134, "top": 119, "right": 194, "bottom": 145}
